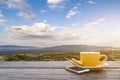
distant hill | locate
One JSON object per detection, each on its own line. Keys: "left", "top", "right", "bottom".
{"left": 0, "top": 45, "right": 39, "bottom": 51}
{"left": 41, "top": 45, "right": 120, "bottom": 52}
{"left": 0, "top": 45, "right": 120, "bottom": 54}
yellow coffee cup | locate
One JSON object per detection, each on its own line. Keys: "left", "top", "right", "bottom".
{"left": 80, "top": 52, "right": 107, "bottom": 66}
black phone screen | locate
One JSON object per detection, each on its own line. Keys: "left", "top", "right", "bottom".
{"left": 69, "top": 66, "right": 86, "bottom": 71}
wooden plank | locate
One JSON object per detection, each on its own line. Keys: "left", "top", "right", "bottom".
{"left": 0, "top": 61, "right": 120, "bottom": 80}
{"left": 0, "top": 69, "right": 120, "bottom": 80}
{"left": 0, "top": 61, "right": 120, "bottom": 68}
{"left": 0, "top": 61, "right": 70, "bottom": 68}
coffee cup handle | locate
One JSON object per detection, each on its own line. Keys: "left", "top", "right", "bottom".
{"left": 99, "top": 55, "right": 108, "bottom": 64}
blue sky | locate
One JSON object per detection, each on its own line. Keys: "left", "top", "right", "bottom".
{"left": 0, "top": 0, "right": 120, "bottom": 47}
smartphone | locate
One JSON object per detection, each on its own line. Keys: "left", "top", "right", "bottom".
{"left": 65, "top": 66, "right": 90, "bottom": 74}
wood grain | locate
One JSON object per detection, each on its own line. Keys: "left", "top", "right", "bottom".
{"left": 0, "top": 61, "right": 120, "bottom": 80}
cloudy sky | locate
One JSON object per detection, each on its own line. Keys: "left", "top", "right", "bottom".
{"left": 0, "top": 0, "right": 120, "bottom": 47}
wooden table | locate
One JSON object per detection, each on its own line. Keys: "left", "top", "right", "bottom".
{"left": 0, "top": 61, "right": 120, "bottom": 80}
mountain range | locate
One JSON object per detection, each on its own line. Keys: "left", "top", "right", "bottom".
{"left": 0, "top": 45, "right": 120, "bottom": 52}
{"left": 0, "top": 45, "right": 38, "bottom": 50}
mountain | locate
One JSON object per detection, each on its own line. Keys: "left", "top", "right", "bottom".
{"left": 0, "top": 45, "right": 120, "bottom": 52}
{"left": 0, "top": 45, "right": 39, "bottom": 51}
{"left": 41, "top": 45, "right": 120, "bottom": 52}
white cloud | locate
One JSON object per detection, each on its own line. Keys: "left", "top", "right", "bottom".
{"left": 48, "top": 4, "right": 64, "bottom": 9}
{"left": 40, "top": 10, "right": 46, "bottom": 13}
{"left": 48, "top": 0, "right": 63, "bottom": 4}
{"left": 82, "top": 32, "right": 120, "bottom": 47}
{"left": 0, "top": 19, "right": 8, "bottom": 24}
{"left": 7, "top": 23, "right": 55, "bottom": 39}
{"left": 84, "top": 18, "right": 106, "bottom": 27}
{"left": 88, "top": 0, "right": 95, "bottom": 4}
{"left": 5, "top": 0, "right": 35, "bottom": 21}
{"left": 66, "top": 7, "right": 79, "bottom": 18}
{"left": 7, "top": 18, "right": 104, "bottom": 40}
{"left": 42, "top": 20, "right": 47, "bottom": 23}
{"left": 78, "top": 18, "right": 120, "bottom": 47}
{"left": 66, "top": 10, "right": 79, "bottom": 18}
{"left": 0, "top": 10, "right": 8, "bottom": 24}
{"left": 7, "top": 22, "right": 82, "bottom": 40}
{"left": 7, "top": 22, "right": 80, "bottom": 40}
{"left": 17, "top": 11, "right": 35, "bottom": 21}
{"left": 57, "top": 29, "right": 81, "bottom": 40}
{"left": 47, "top": 0, "right": 66, "bottom": 9}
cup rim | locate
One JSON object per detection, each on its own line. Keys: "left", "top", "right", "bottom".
{"left": 80, "top": 52, "right": 100, "bottom": 54}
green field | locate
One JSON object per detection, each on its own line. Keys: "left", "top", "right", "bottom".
{"left": 0, "top": 51, "right": 120, "bottom": 61}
